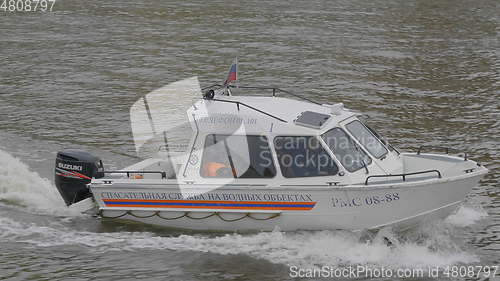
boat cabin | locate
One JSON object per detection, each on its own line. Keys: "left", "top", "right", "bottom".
{"left": 160, "top": 90, "right": 405, "bottom": 186}
{"left": 92, "top": 86, "right": 478, "bottom": 189}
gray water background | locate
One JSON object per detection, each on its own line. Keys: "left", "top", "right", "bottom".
{"left": 0, "top": 0, "right": 498, "bottom": 280}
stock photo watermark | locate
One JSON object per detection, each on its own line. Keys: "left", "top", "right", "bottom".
{"left": 1, "top": 0, "right": 55, "bottom": 12}
{"left": 289, "top": 265, "right": 499, "bottom": 279}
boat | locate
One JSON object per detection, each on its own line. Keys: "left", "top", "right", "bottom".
{"left": 53, "top": 74, "right": 488, "bottom": 232}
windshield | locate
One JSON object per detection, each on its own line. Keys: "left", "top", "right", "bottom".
{"left": 322, "top": 128, "right": 372, "bottom": 172}
{"left": 345, "top": 120, "right": 388, "bottom": 159}
{"left": 363, "top": 122, "right": 395, "bottom": 152}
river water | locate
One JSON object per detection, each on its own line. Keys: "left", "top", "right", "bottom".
{"left": 0, "top": 0, "right": 498, "bottom": 280}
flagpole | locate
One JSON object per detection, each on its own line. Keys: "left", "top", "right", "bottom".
{"left": 222, "top": 57, "right": 238, "bottom": 96}
{"left": 235, "top": 57, "right": 238, "bottom": 89}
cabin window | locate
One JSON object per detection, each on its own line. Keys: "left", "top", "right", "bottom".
{"left": 201, "top": 135, "right": 276, "bottom": 178}
{"left": 274, "top": 136, "right": 339, "bottom": 178}
{"left": 321, "top": 128, "right": 372, "bottom": 172}
{"left": 345, "top": 120, "right": 388, "bottom": 159}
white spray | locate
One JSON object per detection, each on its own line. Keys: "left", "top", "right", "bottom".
{"left": 0, "top": 149, "right": 72, "bottom": 215}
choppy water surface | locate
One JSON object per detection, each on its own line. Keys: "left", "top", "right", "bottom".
{"left": 0, "top": 0, "right": 498, "bottom": 280}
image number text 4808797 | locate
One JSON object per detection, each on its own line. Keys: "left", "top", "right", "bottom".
{"left": 1, "top": 0, "right": 55, "bottom": 12}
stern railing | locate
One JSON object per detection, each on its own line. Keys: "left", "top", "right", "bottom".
{"left": 103, "top": 170, "right": 167, "bottom": 179}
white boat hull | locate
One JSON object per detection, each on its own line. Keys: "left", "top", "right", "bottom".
{"left": 52, "top": 82, "right": 490, "bottom": 232}
{"left": 91, "top": 169, "right": 486, "bottom": 232}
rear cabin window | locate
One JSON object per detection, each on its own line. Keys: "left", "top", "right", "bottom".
{"left": 274, "top": 136, "right": 339, "bottom": 178}
{"left": 201, "top": 135, "right": 276, "bottom": 178}
{"left": 321, "top": 128, "right": 372, "bottom": 172}
{"left": 345, "top": 120, "right": 388, "bottom": 159}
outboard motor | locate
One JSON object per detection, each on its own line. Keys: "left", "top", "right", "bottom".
{"left": 55, "top": 149, "right": 104, "bottom": 206}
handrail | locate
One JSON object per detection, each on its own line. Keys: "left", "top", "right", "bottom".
{"left": 229, "top": 85, "right": 322, "bottom": 105}
{"left": 210, "top": 98, "right": 288, "bottom": 123}
{"left": 364, "top": 169, "right": 442, "bottom": 185}
{"left": 201, "top": 84, "right": 322, "bottom": 105}
{"left": 417, "top": 145, "right": 468, "bottom": 161}
{"left": 201, "top": 84, "right": 223, "bottom": 91}
{"left": 104, "top": 170, "right": 167, "bottom": 179}
{"left": 200, "top": 84, "right": 325, "bottom": 123}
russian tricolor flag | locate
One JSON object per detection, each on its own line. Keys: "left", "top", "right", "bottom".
{"left": 223, "top": 58, "right": 238, "bottom": 86}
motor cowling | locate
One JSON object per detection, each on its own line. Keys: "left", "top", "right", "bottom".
{"left": 55, "top": 149, "right": 104, "bottom": 206}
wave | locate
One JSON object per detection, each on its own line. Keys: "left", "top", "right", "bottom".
{"left": 0, "top": 213, "right": 480, "bottom": 269}
{"left": 0, "top": 149, "right": 76, "bottom": 216}
{"left": 445, "top": 205, "right": 488, "bottom": 227}
{"left": 0, "top": 148, "right": 486, "bottom": 269}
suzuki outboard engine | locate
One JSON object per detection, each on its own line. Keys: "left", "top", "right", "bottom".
{"left": 55, "top": 149, "right": 104, "bottom": 206}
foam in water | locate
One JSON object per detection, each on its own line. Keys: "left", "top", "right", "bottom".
{"left": 0, "top": 149, "right": 485, "bottom": 270}
{"left": 0, "top": 149, "right": 71, "bottom": 215}
{"left": 0, "top": 215, "right": 479, "bottom": 270}
{"left": 445, "top": 205, "right": 488, "bottom": 227}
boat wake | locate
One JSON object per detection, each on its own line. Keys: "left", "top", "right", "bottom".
{"left": 445, "top": 204, "right": 488, "bottom": 227}
{"left": 0, "top": 148, "right": 487, "bottom": 269}
{"left": 0, "top": 206, "right": 486, "bottom": 270}
{"left": 0, "top": 149, "right": 74, "bottom": 216}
